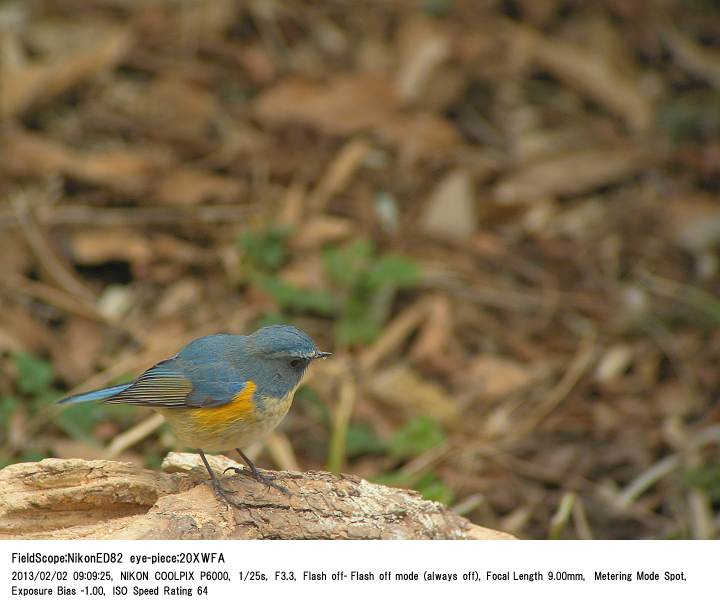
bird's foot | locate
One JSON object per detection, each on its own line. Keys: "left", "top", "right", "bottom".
{"left": 224, "top": 466, "right": 291, "bottom": 496}
{"left": 207, "top": 477, "right": 251, "bottom": 508}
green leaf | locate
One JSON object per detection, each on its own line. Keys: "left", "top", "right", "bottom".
{"left": 55, "top": 403, "right": 103, "bottom": 444}
{"left": 255, "top": 311, "right": 289, "bottom": 329}
{"left": 683, "top": 466, "right": 720, "bottom": 501}
{"left": 254, "top": 275, "right": 337, "bottom": 315}
{"left": 413, "top": 472, "right": 454, "bottom": 505}
{"left": 658, "top": 93, "right": 720, "bottom": 143}
{"left": 371, "top": 470, "right": 453, "bottom": 504}
{"left": 0, "top": 397, "right": 18, "bottom": 443}
{"left": 95, "top": 402, "right": 137, "bottom": 423}
{"left": 335, "top": 307, "right": 380, "bottom": 346}
{"left": 296, "top": 386, "right": 331, "bottom": 427}
{"left": 144, "top": 454, "right": 164, "bottom": 470}
{"left": 324, "top": 241, "right": 419, "bottom": 345}
{"left": 18, "top": 451, "right": 46, "bottom": 463}
{"left": 323, "top": 240, "right": 374, "bottom": 286}
{"left": 389, "top": 416, "right": 446, "bottom": 459}
{"left": 346, "top": 423, "right": 386, "bottom": 457}
{"left": 237, "top": 226, "right": 291, "bottom": 273}
{"left": 31, "top": 389, "right": 62, "bottom": 414}
{"left": 421, "top": 0, "right": 453, "bottom": 16}
{"left": 12, "top": 352, "right": 54, "bottom": 395}
{"left": 0, "top": 396, "right": 18, "bottom": 427}
{"left": 372, "top": 470, "right": 411, "bottom": 487}
{"left": 365, "top": 255, "right": 419, "bottom": 288}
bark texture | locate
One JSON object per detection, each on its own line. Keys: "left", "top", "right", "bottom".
{"left": 0, "top": 453, "right": 513, "bottom": 540}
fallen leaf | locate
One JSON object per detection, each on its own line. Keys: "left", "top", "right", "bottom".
{"left": 4, "top": 128, "right": 170, "bottom": 193}
{"left": 308, "top": 137, "right": 372, "bottom": 212}
{"left": 663, "top": 26, "right": 720, "bottom": 90}
{"left": 395, "top": 15, "right": 452, "bottom": 103}
{"left": 54, "top": 318, "right": 104, "bottom": 382}
{"left": 409, "top": 294, "right": 454, "bottom": 369}
{"left": 96, "top": 285, "right": 136, "bottom": 321}
{"left": 421, "top": 169, "right": 477, "bottom": 239}
{"left": 92, "top": 76, "right": 220, "bottom": 142}
{"left": 235, "top": 43, "right": 277, "bottom": 84}
{"left": 0, "top": 306, "right": 53, "bottom": 353}
{"left": 69, "top": 229, "right": 153, "bottom": 266}
{"left": 254, "top": 73, "right": 398, "bottom": 135}
{"left": 358, "top": 300, "right": 430, "bottom": 372}
{"left": 254, "top": 73, "right": 459, "bottom": 157}
{"left": 292, "top": 216, "right": 355, "bottom": 248}
{"left": 379, "top": 112, "right": 459, "bottom": 158}
{"left": 594, "top": 344, "right": 634, "bottom": 386}
{"left": 369, "top": 364, "right": 460, "bottom": 423}
{"left": 155, "top": 278, "right": 203, "bottom": 317}
{"left": 4, "top": 128, "right": 244, "bottom": 204}
{"left": 151, "top": 168, "right": 245, "bottom": 206}
{"left": 0, "top": 24, "right": 131, "bottom": 119}
{"left": 493, "top": 146, "right": 641, "bottom": 204}
{"left": 0, "top": 235, "right": 32, "bottom": 277}
{"left": 668, "top": 195, "right": 720, "bottom": 250}
{"left": 464, "top": 356, "right": 535, "bottom": 400}
{"left": 153, "top": 234, "right": 214, "bottom": 265}
{"left": 509, "top": 22, "right": 653, "bottom": 131}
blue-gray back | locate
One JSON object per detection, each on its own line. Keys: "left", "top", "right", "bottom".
{"left": 104, "top": 325, "right": 319, "bottom": 408}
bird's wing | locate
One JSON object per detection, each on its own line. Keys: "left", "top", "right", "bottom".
{"left": 105, "top": 357, "right": 249, "bottom": 409}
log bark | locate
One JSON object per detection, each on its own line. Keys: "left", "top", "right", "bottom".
{"left": 0, "top": 453, "right": 513, "bottom": 540}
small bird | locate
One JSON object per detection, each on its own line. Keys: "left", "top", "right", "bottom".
{"left": 58, "top": 324, "right": 331, "bottom": 505}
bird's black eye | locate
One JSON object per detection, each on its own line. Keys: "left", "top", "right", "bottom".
{"left": 289, "top": 359, "right": 302, "bottom": 368}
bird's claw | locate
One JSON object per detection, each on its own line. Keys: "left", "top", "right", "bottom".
{"left": 207, "top": 478, "right": 251, "bottom": 509}
{"left": 260, "top": 475, "right": 292, "bottom": 497}
{"left": 224, "top": 465, "right": 291, "bottom": 496}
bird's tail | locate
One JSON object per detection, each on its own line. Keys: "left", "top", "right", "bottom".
{"left": 57, "top": 383, "right": 133, "bottom": 405}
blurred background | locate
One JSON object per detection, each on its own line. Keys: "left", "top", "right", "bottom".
{"left": 1, "top": 0, "right": 719, "bottom": 539}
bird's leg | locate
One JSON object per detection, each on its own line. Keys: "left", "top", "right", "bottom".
{"left": 224, "top": 448, "right": 291, "bottom": 496}
{"left": 198, "top": 449, "right": 248, "bottom": 508}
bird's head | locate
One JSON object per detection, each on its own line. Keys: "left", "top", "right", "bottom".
{"left": 245, "top": 325, "right": 331, "bottom": 397}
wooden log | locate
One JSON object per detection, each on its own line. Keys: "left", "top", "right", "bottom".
{"left": 0, "top": 453, "right": 513, "bottom": 540}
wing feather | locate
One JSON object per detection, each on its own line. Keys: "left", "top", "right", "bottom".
{"left": 105, "top": 360, "right": 194, "bottom": 408}
{"left": 104, "top": 357, "right": 249, "bottom": 409}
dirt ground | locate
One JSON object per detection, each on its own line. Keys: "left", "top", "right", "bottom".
{"left": 1, "top": 0, "right": 719, "bottom": 539}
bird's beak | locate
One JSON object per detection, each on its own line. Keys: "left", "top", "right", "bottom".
{"left": 313, "top": 351, "right": 332, "bottom": 359}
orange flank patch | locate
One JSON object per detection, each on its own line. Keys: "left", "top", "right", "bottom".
{"left": 189, "top": 382, "right": 257, "bottom": 427}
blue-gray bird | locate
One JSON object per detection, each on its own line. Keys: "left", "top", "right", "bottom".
{"left": 59, "top": 325, "right": 331, "bottom": 504}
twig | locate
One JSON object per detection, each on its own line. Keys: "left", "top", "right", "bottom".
{"left": 572, "top": 495, "right": 594, "bottom": 540}
{"left": 358, "top": 299, "right": 429, "bottom": 372}
{"left": 104, "top": 413, "right": 166, "bottom": 459}
{"left": 308, "top": 137, "right": 371, "bottom": 213}
{"left": 11, "top": 194, "right": 96, "bottom": 302}
{"left": 518, "top": 330, "right": 596, "bottom": 434}
{"left": 549, "top": 492, "right": 575, "bottom": 539}
{"left": 613, "top": 454, "right": 680, "bottom": 512}
{"left": 326, "top": 372, "right": 356, "bottom": 473}
{"left": 265, "top": 431, "right": 300, "bottom": 472}
{"left": 3, "top": 273, "right": 105, "bottom": 322}
{"left": 0, "top": 204, "right": 258, "bottom": 229}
